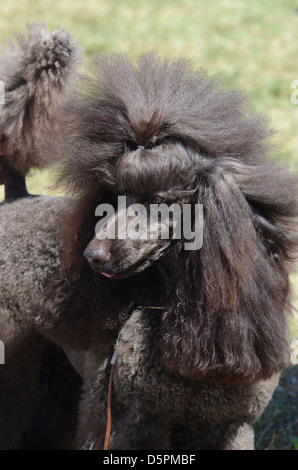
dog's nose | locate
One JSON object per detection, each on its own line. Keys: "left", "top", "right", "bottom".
{"left": 84, "top": 248, "right": 111, "bottom": 265}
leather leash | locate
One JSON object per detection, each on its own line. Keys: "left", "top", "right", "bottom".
{"left": 103, "top": 306, "right": 164, "bottom": 450}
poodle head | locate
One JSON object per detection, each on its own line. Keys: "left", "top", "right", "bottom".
{"left": 83, "top": 141, "right": 201, "bottom": 279}
{"left": 48, "top": 52, "right": 298, "bottom": 383}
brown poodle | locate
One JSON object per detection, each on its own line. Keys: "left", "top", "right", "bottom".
{"left": 0, "top": 26, "right": 298, "bottom": 450}
{"left": 0, "top": 23, "right": 82, "bottom": 450}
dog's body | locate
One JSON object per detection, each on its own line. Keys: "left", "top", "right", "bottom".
{"left": 0, "top": 197, "right": 82, "bottom": 449}
{"left": 0, "top": 197, "right": 280, "bottom": 449}
{"left": 0, "top": 26, "right": 298, "bottom": 450}
{"left": 0, "top": 25, "right": 82, "bottom": 448}
{"left": 73, "top": 310, "right": 280, "bottom": 450}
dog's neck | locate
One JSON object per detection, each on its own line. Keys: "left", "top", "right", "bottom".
{"left": 130, "top": 256, "right": 182, "bottom": 307}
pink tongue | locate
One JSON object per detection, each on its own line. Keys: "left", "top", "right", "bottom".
{"left": 101, "top": 272, "right": 115, "bottom": 278}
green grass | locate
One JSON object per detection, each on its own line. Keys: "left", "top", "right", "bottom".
{"left": 0, "top": 0, "right": 298, "bottom": 449}
{"left": 1, "top": 1, "right": 298, "bottom": 181}
{"left": 255, "top": 365, "right": 298, "bottom": 450}
{"left": 1, "top": 0, "right": 298, "bottom": 174}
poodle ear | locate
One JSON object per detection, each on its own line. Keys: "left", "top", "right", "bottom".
{"left": 161, "top": 168, "right": 290, "bottom": 383}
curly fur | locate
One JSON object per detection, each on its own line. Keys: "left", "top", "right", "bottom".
{"left": 1, "top": 48, "right": 298, "bottom": 449}
{"left": 0, "top": 197, "right": 84, "bottom": 450}
{"left": 0, "top": 24, "right": 82, "bottom": 449}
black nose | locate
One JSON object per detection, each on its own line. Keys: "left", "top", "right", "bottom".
{"left": 84, "top": 248, "right": 111, "bottom": 266}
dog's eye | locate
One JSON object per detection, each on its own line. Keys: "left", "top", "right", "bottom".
{"left": 150, "top": 195, "right": 164, "bottom": 204}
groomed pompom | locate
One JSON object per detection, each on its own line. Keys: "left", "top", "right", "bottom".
{"left": 0, "top": 22, "right": 82, "bottom": 174}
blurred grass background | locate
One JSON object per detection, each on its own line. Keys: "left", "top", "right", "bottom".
{"left": 0, "top": 0, "right": 297, "bottom": 449}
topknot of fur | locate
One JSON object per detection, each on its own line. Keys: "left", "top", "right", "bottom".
{"left": 21, "top": 26, "right": 80, "bottom": 91}
{"left": 0, "top": 23, "right": 82, "bottom": 173}
{"left": 0, "top": 23, "right": 81, "bottom": 92}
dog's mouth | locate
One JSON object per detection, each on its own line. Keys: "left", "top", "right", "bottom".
{"left": 99, "top": 257, "right": 151, "bottom": 280}
{"left": 100, "top": 271, "right": 116, "bottom": 278}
